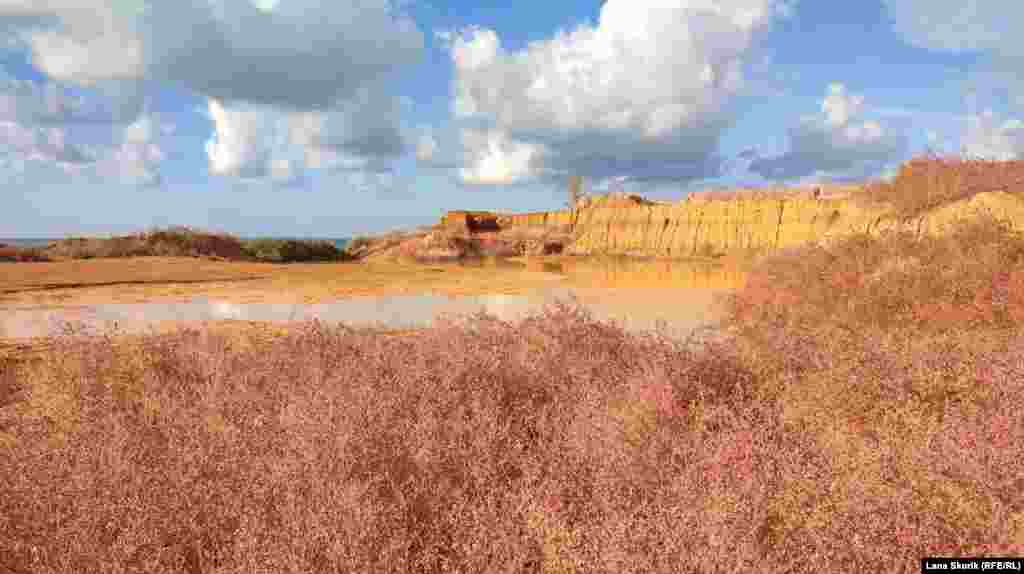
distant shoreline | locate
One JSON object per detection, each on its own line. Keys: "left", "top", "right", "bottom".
{"left": 0, "top": 237, "right": 351, "bottom": 249}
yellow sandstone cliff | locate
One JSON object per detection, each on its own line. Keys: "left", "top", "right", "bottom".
{"left": 441, "top": 187, "right": 1024, "bottom": 258}
{"left": 436, "top": 185, "right": 1024, "bottom": 259}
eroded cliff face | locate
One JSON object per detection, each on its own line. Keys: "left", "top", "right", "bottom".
{"left": 428, "top": 188, "right": 1024, "bottom": 259}
{"left": 437, "top": 189, "right": 1024, "bottom": 259}
{"left": 568, "top": 196, "right": 862, "bottom": 256}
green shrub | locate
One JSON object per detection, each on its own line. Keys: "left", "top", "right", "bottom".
{"left": 243, "top": 238, "right": 350, "bottom": 263}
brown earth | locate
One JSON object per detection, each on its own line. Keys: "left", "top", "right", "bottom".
{"left": 0, "top": 256, "right": 583, "bottom": 308}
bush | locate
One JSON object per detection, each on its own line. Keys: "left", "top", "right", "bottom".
{"left": 725, "top": 214, "right": 1024, "bottom": 337}
{"left": 242, "top": 238, "right": 350, "bottom": 263}
{"left": 0, "top": 244, "right": 51, "bottom": 262}
{"left": 38, "top": 228, "right": 353, "bottom": 263}
{"left": 44, "top": 227, "right": 248, "bottom": 260}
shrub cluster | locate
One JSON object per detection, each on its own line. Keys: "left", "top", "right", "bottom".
{"left": 2, "top": 294, "right": 1021, "bottom": 572}
{"left": 862, "top": 155, "right": 1024, "bottom": 217}
{"left": 726, "top": 214, "right": 1024, "bottom": 337}
{"left": 39, "top": 227, "right": 350, "bottom": 263}
{"left": 0, "top": 243, "right": 51, "bottom": 262}
{"left": 241, "top": 238, "right": 351, "bottom": 263}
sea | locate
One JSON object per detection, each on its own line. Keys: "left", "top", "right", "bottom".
{"left": 0, "top": 237, "right": 351, "bottom": 249}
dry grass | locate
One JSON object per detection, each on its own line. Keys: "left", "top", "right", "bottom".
{"left": 727, "top": 214, "right": 1024, "bottom": 337}
{"left": 36, "top": 227, "right": 351, "bottom": 263}
{"left": 861, "top": 155, "right": 1024, "bottom": 218}
{"left": 2, "top": 240, "right": 1022, "bottom": 572}
{"left": 0, "top": 244, "right": 51, "bottom": 263}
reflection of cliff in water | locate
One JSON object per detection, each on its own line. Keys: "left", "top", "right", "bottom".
{"left": 454, "top": 255, "right": 749, "bottom": 290}
{"left": 554, "top": 256, "right": 748, "bottom": 290}
{"left": 1, "top": 257, "right": 747, "bottom": 343}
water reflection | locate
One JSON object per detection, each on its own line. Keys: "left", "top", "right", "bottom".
{"left": 0, "top": 287, "right": 727, "bottom": 343}
{"left": 558, "top": 256, "right": 748, "bottom": 290}
{"left": 1, "top": 256, "right": 747, "bottom": 342}
{"left": 452, "top": 255, "right": 748, "bottom": 290}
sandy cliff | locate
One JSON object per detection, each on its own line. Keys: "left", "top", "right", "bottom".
{"left": 440, "top": 188, "right": 1024, "bottom": 258}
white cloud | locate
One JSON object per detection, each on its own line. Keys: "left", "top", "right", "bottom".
{"left": 0, "top": 69, "right": 171, "bottom": 184}
{"left": 1, "top": 0, "right": 424, "bottom": 187}
{"left": 458, "top": 128, "right": 542, "bottom": 185}
{"left": 880, "top": 0, "right": 1022, "bottom": 55}
{"left": 1, "top": 1, "right": 146, "bottom": 84}
{"left": 444, "top": 0, "right": 782, "bottom": 185}
{"left": 415, "top": 129, "right": 437, "bottom": 162}
{"left": 821, "top": 82, "right": 863, "bottom": 127}
{"left": 205, "top": 99, "right": 275, "bottom": 178}
{"left": 881, "top": 1, "right": 1024, "bottom": 106}
{"left": 1, "top": 0, "right": 424, "bottom": 108}
{"left": 205, "top": 85, "right": 407, "bottom": 182}
{"left": 106, "top": 113, "right": 165, "bottom": 185}
{"left": 962, "top": 110, "right": 1024, "bottom": 160}
{"left": 748, "top": 83, "right": 907, "bottom": 181}
{"left": 0, "top": 75, "right": 96, "bottom": 174}
{"left": 0, "top": 121, "right": 92, "bottom": 169}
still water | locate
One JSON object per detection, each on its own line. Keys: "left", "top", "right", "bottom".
{"left": 0, "top": 257, "right": 745, "bottom": 342}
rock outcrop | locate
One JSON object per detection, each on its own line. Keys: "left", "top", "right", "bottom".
{"left": 568, "top": 190, "right": 1024, "bottom": 257}
{"left": 434, "top": 186, "right": 1024, "bottom": 259}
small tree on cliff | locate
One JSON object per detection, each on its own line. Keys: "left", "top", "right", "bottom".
{"left": 568, "top": 175, "right": 584, "bottom": 210}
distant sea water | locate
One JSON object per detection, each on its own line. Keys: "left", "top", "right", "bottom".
{"left": 0, "top": 238, "right": 61, "bottom": 248}
{"left": 0, "top": 237, "right": 351, "bottom": 249}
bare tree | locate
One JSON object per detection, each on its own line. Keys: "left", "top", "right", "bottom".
{"left": 568, "top": 175, "right": 584, "bottom": 210}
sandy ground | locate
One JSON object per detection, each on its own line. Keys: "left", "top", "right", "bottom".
{"left": 0, "top": 256, "right": 575, "bottom": 307}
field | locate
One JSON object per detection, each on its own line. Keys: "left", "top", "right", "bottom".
{"left": 1, "top": 157, "right": 1022, "bottom": 572}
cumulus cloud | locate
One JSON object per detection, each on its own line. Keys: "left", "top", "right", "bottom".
{"left": 94, "top": 113, "right": 166, "bottom": 186}
{"left": 880, "top": 0, "right": 1022, "bottom": 55}
{"left": 0, "top": 122, "right": 92, "bottom": 170}
{"left": 881, "top": 1, "right": 1024, "bottom": 106}
{"left": 444, "top": 0, "right": 783, "bottom": 185}
{"left": 205, "top": 99, "right": 276, "bottom": 178}
{"left": 204, "top": 84, "right": 406, "bottom": 182}
{"left": 962, "top": 110, "right": 1024, "bottom": 160}
{"left": 747, "top": 83, "right": 907, "bottom": 182}
{"left": 1, "top": 0, "right": 423, "bottom": 109}
{"left": 1, "top": 0, "right": 146, "bottom": 83}
{"left": 458, "top": 128, "right": 541, "bottom": 185}
{"left": 0, "top": 70, "right": 170, "bottom": 184}
{"left": 1, "top": 74, "right": 95, "bottom": 173}
{"left": 0, "top": 74, "right": 142, "bottom": 126}
{"left": 1, "top": 0, "right": 424, "bottom": 185}
{"left": 415, "top": 129, "right": 437, "bottom": 162}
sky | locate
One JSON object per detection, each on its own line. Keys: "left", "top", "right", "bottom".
{"left": 1, "top": 0, "right": 1022, "bottom": 238}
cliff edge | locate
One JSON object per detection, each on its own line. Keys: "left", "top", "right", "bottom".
{"left": 437, "top": 186, "right": 1024, "bottom": 259}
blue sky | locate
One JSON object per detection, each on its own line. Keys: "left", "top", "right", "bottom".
{"left": 2, "top": 0, "right": 1022, "bottom": 238}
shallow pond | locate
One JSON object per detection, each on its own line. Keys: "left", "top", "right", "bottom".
{"left": 0, "top": 257, "right": 745, "bottom": 342}
{"left": 0, "top": 288, "right": 730, "bottom": 342}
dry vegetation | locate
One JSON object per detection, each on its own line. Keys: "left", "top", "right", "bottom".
{"left": 0, "top": 243, "right": 51, "bottom": 263}
{"left": 1, "top": 227, "right": 352, "bottom": 264}
{"left": 861, "top": 155, "right": 1024, "bottom": 217}
{"left": 346, "top": 223, "right": 573, "bottom": 263}
{"left": 1, "top": 157, "right": 1023, "bottom": 572}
